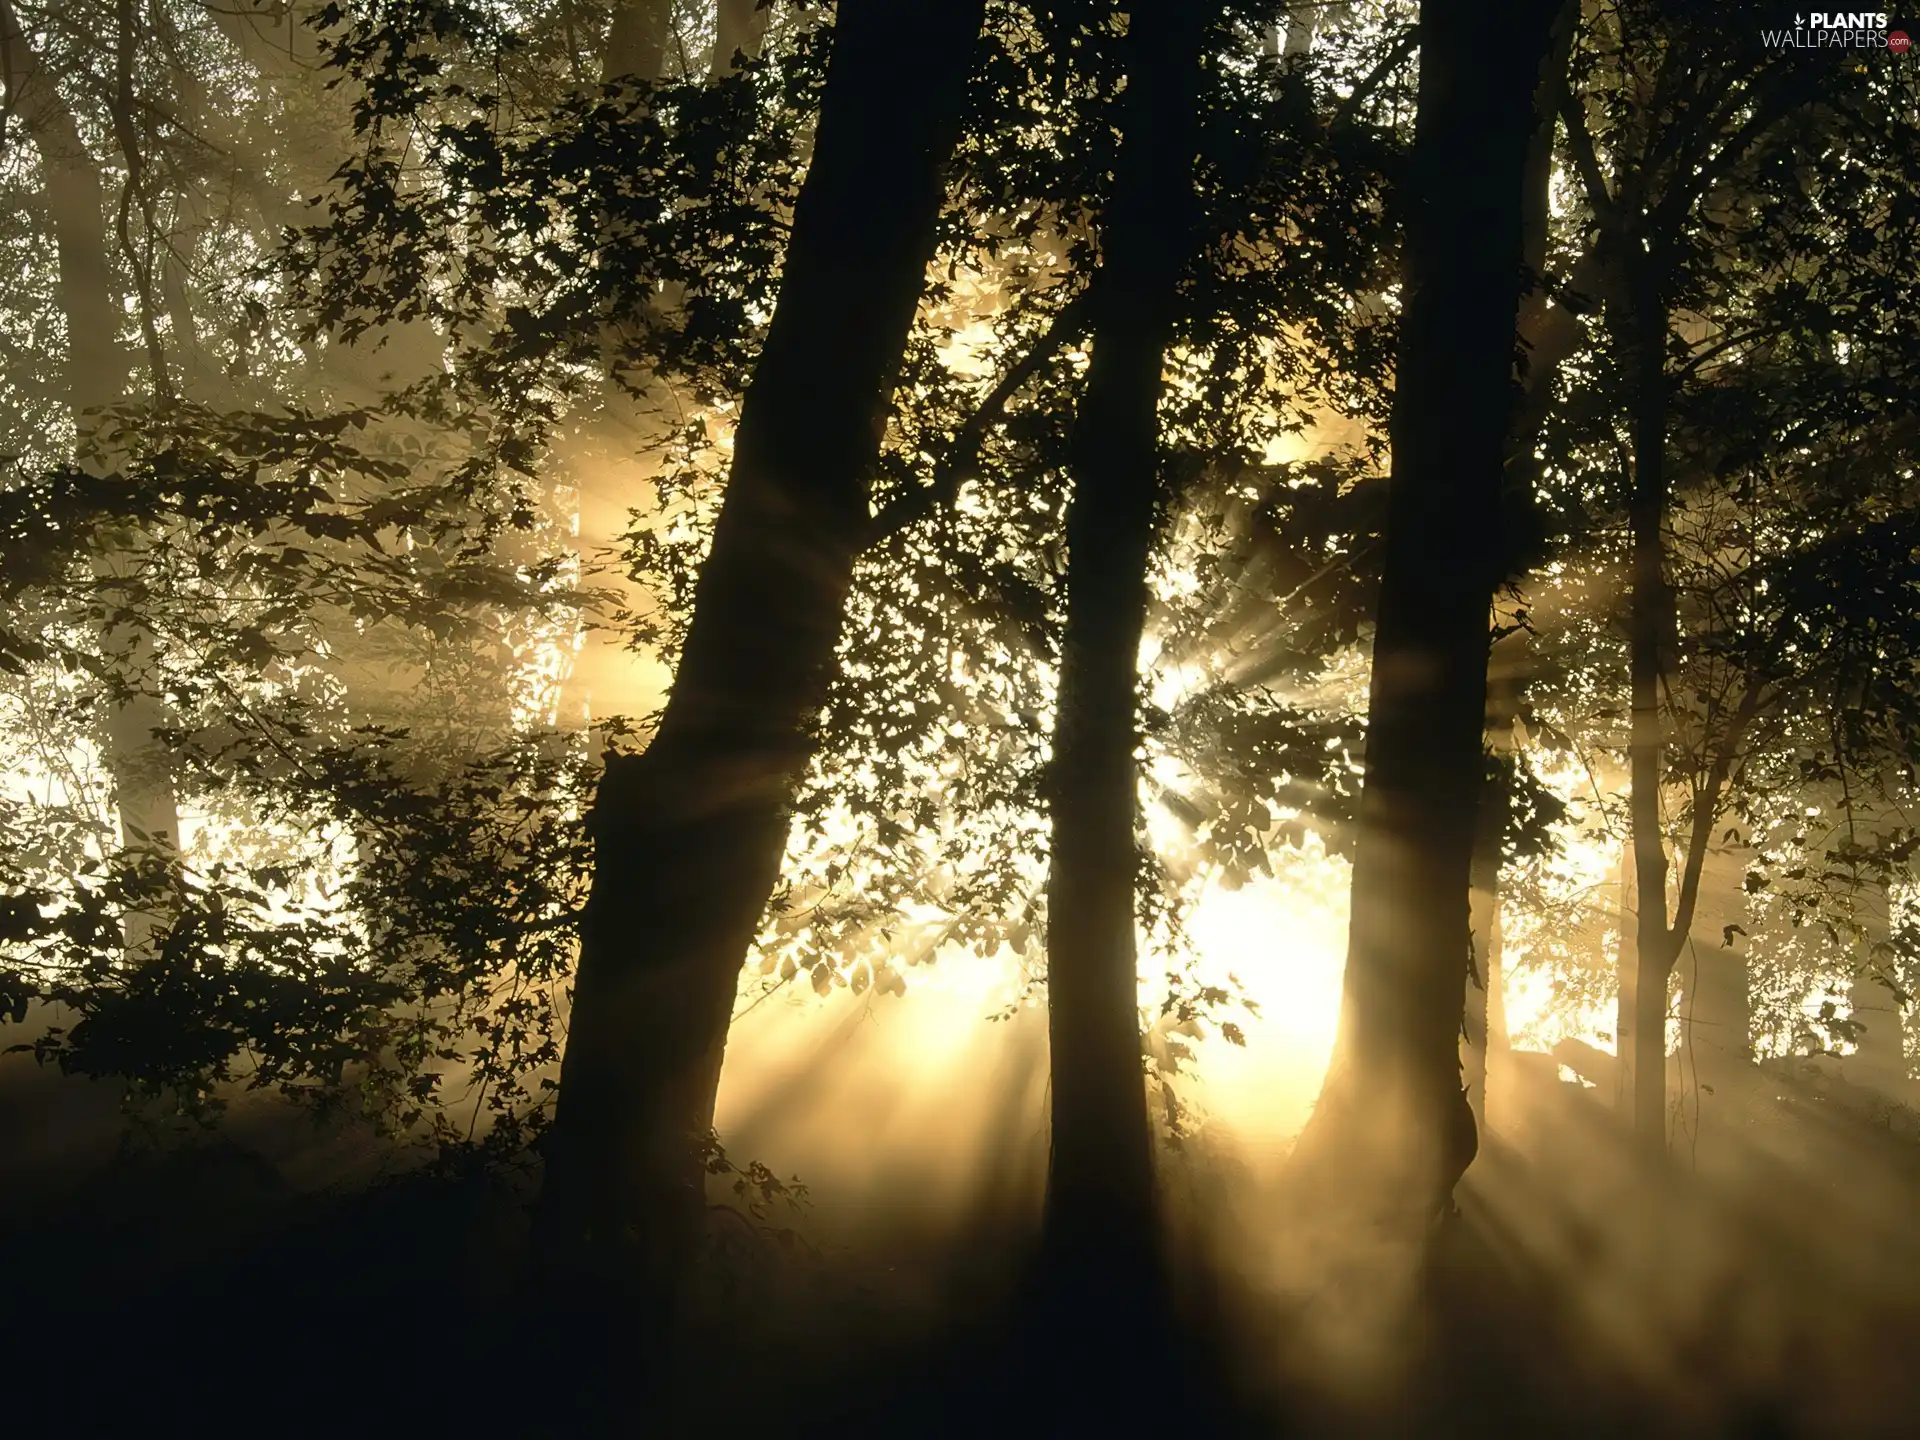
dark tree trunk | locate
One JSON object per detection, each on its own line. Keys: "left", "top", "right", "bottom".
{"left": 1038, "top": 0, "right": 1213, "bottom": 1354}
{"left": 1464, "top": 4, "right": 1576, "bottom": 1129}
{"left": 1610, "top": 259, "right": 1749, "bottom": 1158}
{"left": 535, "top": 0, "right": 983, "bottom": 1322}
{"left": 1291, "top": 0, "right": 1558, "bottom": 1229}
{"left": 1573, "top": 106, "right": 1766, "bottom": 1161}
{"left": 1614, "top": 304, "right": 1757, "bottom": 1156}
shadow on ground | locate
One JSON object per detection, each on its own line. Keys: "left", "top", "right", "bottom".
{"left": 4, "top": 1053, "right": 1918, "bottom": 1436}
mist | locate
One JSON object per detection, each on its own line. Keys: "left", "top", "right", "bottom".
{"left": 3, "top": 0, "right": 1918, "bottom": 1434}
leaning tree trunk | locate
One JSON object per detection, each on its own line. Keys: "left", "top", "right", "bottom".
{"left": 1290, "top": 0, "right": 1559, "bottom": 1231}
{"left": 1038, "top": 0, "right": 1213, "bottom": 1362}
{"left": 535, "top": 0, "right": 984, "bottom": 1314}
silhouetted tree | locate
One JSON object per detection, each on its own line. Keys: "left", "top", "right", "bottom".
{"left": 1036, "top": 0, "right": 1216, "bottom": 1376}
{"left": 1290, "top": 0, "right": 1561, "bottom": 1230}
{"left": 534, "top": 0, "right": 987, "bottom": 1327}
{"left": 1548, "top": 4, "right": 1920, "bottom": 1153}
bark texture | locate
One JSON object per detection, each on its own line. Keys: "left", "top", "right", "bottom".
{"left": 535, "top": 0, "right": 983, "bottom": 1313}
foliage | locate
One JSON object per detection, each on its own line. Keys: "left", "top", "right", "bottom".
{"left": 5, "top": 0, "right": 1919, "bottom": 1178}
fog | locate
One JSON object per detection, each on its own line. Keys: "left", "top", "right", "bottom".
{"left": 3, "top": 0, "right": 1918, "bottom": 1433}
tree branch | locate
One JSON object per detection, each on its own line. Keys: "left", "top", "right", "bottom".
{"left": 1650, "top": 66, "right": 1821, "bottom": 241}
{"left": 1331, "top": 24, "right": 1419, "bottom": 129}
{"left": 863, "top": 290, "right": 1093, "bottom": 548}
{"left": 1667, "top": 676, "right": 1767, "bottom": 959}
{"left": 1673, "top": 322, "right": 1776, "bottom": 380}
{"left": 1558, "top": 88, "right": 1622, "bottom": 233}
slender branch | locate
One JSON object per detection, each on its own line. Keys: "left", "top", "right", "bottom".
{"left": 1667, "top": 676, "right": 1768, "bottom": 957}
{"left": 1650, "top": 67, "right": 1820, "bottom": 240}
{"left": 1558, "top": 88, "right": 1622, "bottom": 232}
{"left": 1331, "top": 24, "right": 1419, "bottom": 129}
{"left": 1673, "top": 322, "right": 1778, "bottom": 380}
{"left": 863, "top": 290, "right": 1093, "bottom": 547}
{"left": 1271, "top": 534, "right": 1381, "bottom": 611}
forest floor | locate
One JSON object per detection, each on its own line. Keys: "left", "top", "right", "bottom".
{"left": 4, "top": 1048, "right": 1918, "bottom": 1437}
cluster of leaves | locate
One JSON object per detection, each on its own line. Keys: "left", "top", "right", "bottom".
{"left": 281, "top": 0, "right": 827, "bottom": 436}
{"left": 5, "top": 729, "right": 597, "bottom": 1149}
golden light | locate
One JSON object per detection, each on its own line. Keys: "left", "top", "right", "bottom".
{"left": 1173, "top": 855, "right": 1350, "bottom": 1152}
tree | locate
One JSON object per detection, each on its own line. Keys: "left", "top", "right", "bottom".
{"left": 1, "top": 0, "right": 180, "bottom": 952}
{"left": 1548, "top": 4, "right": 1920, "bottom": 1154}
{"left": 1461, "top": 0, "right": 1577, "bottom": 1133}
{"left": 1289, "top": 0, "right": 1560, "bottom": 1231}
{"left": 533, "top": 0, "right": 988, "bottom": 1327}
{"left": 1036, "top": 0, "right": 1215, "bottom": 1370}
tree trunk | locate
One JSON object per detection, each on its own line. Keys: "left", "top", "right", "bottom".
{"left": 1614, "top": 837, "right": 1639, "bottom": 1113}
{"left": 1848, "top": 875, "right": 1909, "bottom": 1092}
{"left": 1680, "top": 937, "right": 1750, "bottom": 1108}
{"left": 1625, "top": 296, "right": 1680, "bottom": 1157}
{"left": 1037, "top": 0, "right": 1212, "bottom": 1356}
{"left": 534, "top": 0, "right": 983, "bottom": 1319}
{"left": 1463, "top": 635, "right": 1523, "bottom": 1130}
{"left": 1678, "top": 842, "right": 1751, "bottom": 1144}
{"left": 1291, "top": 0, "right": 1558, "bottom": 1230}
{"left": 3, "top": 0, "right": 180, "bottom": 952}
{"left": 555, "top": 0, "right": 676, "bottom": 747}
{"left": 1465, "top": 7, "right": 1574, "bottom": 1130}
{"left": 604, "top": 0, "right": 673, "bottom": 81}
{"left": 1610, "top": 288, "right": 1752, "bottom": 1158}
{"left": 711, "top": 0, "right": 770, "bottom": 76}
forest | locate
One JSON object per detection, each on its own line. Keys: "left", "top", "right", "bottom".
{"left": 1, "top": 0, "right": 1917, "bottom": 1433}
